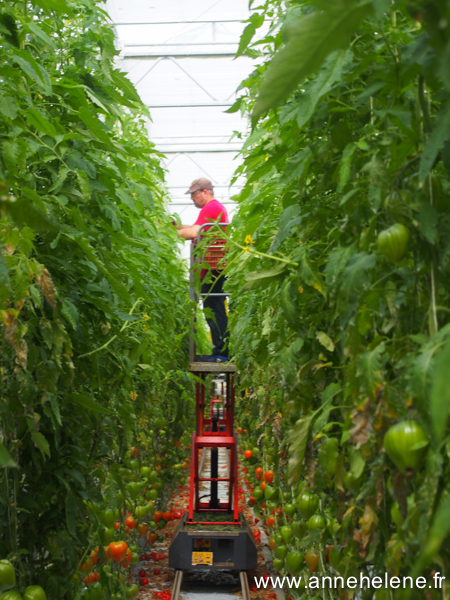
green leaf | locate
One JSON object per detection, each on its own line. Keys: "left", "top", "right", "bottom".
{"left": 269, "top": 205, "right": 302, "bottom": 252}
{"left": 235, "top": 13, "right": 264, "bottom": 59}
{"left": 26, "top": 108, "right": 57, "bottom": 137}
{"left": 12, "top": 49, "right": 52, "bottom": 95}
{"left": 359, "top": 342, "right": 386, "bottom": 398}
{"left": 78, "top": 107, "right": 117, "bottom": 148}
{"left": 65, "top": 488, "right": 78, "bottom": 538}
{"left": 49, "top": 165, "right": 70, "bottom": 193}
{"left": 242, "top": 264, "right": 288, "bottom": 290}
{"left": 413, "top": 483, "right": 450, "bottom": 574}
{"left": 224, "top": 97, "right": 244, "bottom": 114}
{"left": 252, "top": 2, "right": 372, "bottom": 119}
{"left": 27, "top": 21, "right": 57, "bottom": 48}
{"left": 338, "top": 252, "right": 375, "bottom": 328}
{"left": 349, "top": 447, "right": 365, "bottom": 479}
{"left": 47, "top": 393, "right": 62, "bottom": 427}
{"left": 0, "top": 96, "right": 17, "bottom": 119}
{"left": 34, "top": 0, "right": 74, "bottom": 12}
{"left": 430, "top": 336, "right": 450, "bottom": 443}
{"left": 316, "top": 331, "right": 335, "bottom": 352}
{"left": 31, "top": 431, "right": 51, "bottom": 459}
{"left": 69, "top": 392, "right": 113, "bottom": 415}
{"left": 419, "top": 102, "right": 450, "bottom": 181}
{"left": 61, "top": 298, "right": 79, "bottom": 330}
{"left": 1, "top": 196, "right": 58, "bottom": 231}
{"left": 0, "top": 442, "right": 17, "bottom": 468}
{"left": 287, "top": 414, "right": 313, "bottom": 484}
{"left": 416, "top": 200, "right": 438, "bottom": 245}
{"left": 295, "top": 50, "right": 350, "bottom": 130}
{"left": 0, "top": 252, "right": 10, "bottom": 289}
{"left": 110, "top": 70, "right": 142, "bottom": 104}
{"left": 281, "top": 147, "right": 313, "bottom": 183}
{"left": 0, "top": 13, "right": 19, "bottom": 47}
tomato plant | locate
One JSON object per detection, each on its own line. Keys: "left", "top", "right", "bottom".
{"left": 227, "top": 0, "right": 450, "bottom": 593}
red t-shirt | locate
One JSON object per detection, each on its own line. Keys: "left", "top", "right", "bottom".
{"left": 194, "top": 199, "right": 228, "bottom": 228}
{"left": 194, "top": 199, "right": 228, "bottom": 278}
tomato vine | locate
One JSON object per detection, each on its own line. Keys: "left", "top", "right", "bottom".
{"left": 230, "top": 0, "right": 450, "bottom": 595}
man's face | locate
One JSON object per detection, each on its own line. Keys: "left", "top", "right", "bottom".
{"left": 191, "top": 189, "right": 209, "bottom": 208}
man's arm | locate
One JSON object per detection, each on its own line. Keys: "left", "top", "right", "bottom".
{"left": 177, "top": 224, "right": 201, "bottom": 240}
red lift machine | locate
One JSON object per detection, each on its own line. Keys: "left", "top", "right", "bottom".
{"left": 168, "top": 226, "right": 257, "bottom": 572}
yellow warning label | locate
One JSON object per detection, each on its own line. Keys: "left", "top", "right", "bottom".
{"left": 192, "top": 551, "right": 213, "bottom": 565}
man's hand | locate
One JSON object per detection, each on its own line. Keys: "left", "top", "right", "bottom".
{"left": 177, "top": 224, "right": 201, "bottom": 240}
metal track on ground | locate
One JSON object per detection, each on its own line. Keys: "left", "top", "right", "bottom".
{"left": 170, "top": 570, "right": 250, "bottom": 600}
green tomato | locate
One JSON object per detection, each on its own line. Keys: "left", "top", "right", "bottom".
{"left": 135, "top": 505, "right": 147, "bottom": 519}
{"left": 0, "top": 560, "right": 15, "bottom": 592}
{"left": 131, "top": 553, "right": 139, "bottom": 565}
{"left": 384, "top": 420, "right": 428, "bottom": 472}
{"left": 307, "top": 514, "right": 326, "bottom": 531}
{"left": 377, "top": 223, "right": 410, "bottom": 263}
{"left": 284, "top": 503, "right": 297, "bottom": 518}
{"left": 285, "top": 550, "right": 304, "bottom": 575}
{"left": 141, "top": 467, "right": 152, "bottom": 479}
{"left": 127, "top": 482, "right": 141, "bottom": 500}
{"left": 275, "top": 545, "right": 288, "bottom": 560}
{"left": 296, "top": 492, "right": 319, "bottom": 519}
{"left": 264, "top": 485, "right": 278, "bottom": 501}
{"left": 280, "top": 525, "right": 294, "bottom": 544}
{"left": 149, "top": 489, "right": 158, "bottom": 501}
{"left": 253, "top": 486, "right": 264, "bottom": 501}
{"left": 99, "top": 509, "right": 115, "bottom": 529}
{"left": 0, "top": 592, "right": 22, "bottom": 600}
{"left": 273, "top": 558, "right": 285, "bottom": 572}
{"left": 125, "top": 585, "right": 139, "bottom": 599}
{"left": 291, "top": 520, "right": 306, "bottom": 539}
{"left": 23, "top": 587, "right": 47, "bottom": 600}
{"left": 101, "top": 527, "right": 114, "bottom": 544}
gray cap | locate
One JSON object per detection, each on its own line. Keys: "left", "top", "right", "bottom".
{"left": 185, "top": 177, "right": 214, "bottom": 195}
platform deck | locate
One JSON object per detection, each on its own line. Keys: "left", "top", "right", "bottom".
{"left": 189, "top": 362, "right": 237, "bottom": 373}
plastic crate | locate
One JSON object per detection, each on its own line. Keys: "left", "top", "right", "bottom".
{"left": 202, "top": 239, "right": 228, "bottom": 270}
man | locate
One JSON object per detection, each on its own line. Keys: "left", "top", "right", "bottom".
{"left": 176, "top": 178, "right": 229, "bottom": 362}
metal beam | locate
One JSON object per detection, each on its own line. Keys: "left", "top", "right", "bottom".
{"left": 146, "top": 104, "right": 233, "bottom": 108}
{"left": 122, "top": 53, "right": 239, "bottom": 59}
{"left": 124, "top": 42, "right": 239, "bottom": 47}
{"left": 162, "top": 146, "right": 240, "bottom": 154}
{"left": 113, "top": 20, "right": 245, "bottom": 25}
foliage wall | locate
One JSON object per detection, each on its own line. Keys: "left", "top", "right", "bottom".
{"left": 228, "top": 0, "right": 450, "bottom": 594}
{"left": 0, "top": 0, "right": 192, "bottom": 597}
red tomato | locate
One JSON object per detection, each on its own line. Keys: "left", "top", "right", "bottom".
{"left": 255, "top": 467, "right": 263, "bottom": 480}
{"left": 153, "top": 511, "right": 163, "bottom": 523}
{"left": 125, "top": 516, "right": 137, "bottom": 530}
{"left": 81, "top": 558, "right": 93, "bottom": 573}
{"left": 264, "top": 470, "right": 274, "bottom": 484}
{"left": 107, "top": 541, "right": 128, "bottom": 563}
{"left": 267, "top": 516, "right": 276, "bottom": 528}
{"left": 244, "top": 450, "right": 253, "bottom": 459}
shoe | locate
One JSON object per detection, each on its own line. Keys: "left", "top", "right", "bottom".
{"left": 203, "top": 355, "right": 228, "bottom": 363}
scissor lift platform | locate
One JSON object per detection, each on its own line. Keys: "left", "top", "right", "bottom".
{"left": 169, "top": 360, "right": 256, "bottom": 571}
{"left": 169, "top": 512, "right": 257, "bottom": 570}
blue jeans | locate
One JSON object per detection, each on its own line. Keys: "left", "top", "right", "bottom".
{"left": 201, "top": 270, "right": 228, "bottom": 357}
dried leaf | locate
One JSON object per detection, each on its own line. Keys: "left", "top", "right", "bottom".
{"left": 37, "top": 267, "right": 56, "bottom": 308}
{"left": 272, "top": 413, "right": 283, "bottom": 444}
{"left": 3, "top": 310, "right": 18, "bottom": 350}
{"left": 348, "top": 411, "right": 373, "bottom": 445}
{"left": 15, "top": 339, "right": 28, "bottom": 369}
{"left": 359, "top": 503, "right": 378, "bottom": 550}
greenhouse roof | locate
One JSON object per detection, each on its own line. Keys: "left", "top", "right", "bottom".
{"left": 105, "top": 0, "right": 263, "bottom": 252}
